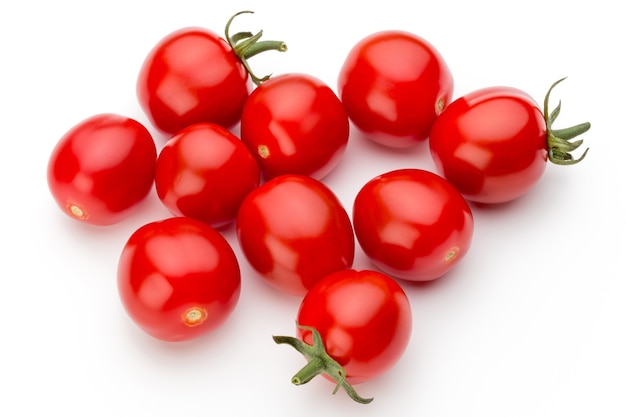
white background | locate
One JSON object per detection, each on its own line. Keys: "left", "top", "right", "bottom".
{"left": 1, "top": 1, "right": 624, "bottom": 415}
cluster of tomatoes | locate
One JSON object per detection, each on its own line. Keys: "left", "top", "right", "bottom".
{"left": 46, "top": 11, "right": 589, "bottom": 404}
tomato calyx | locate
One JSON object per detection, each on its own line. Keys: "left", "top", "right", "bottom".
{"left": 544, "top": 77, "right": 590, "bottom": 165}
{"left": 272, "top": 323, "right": 374, "bottom": 404}
{"left": 225, "top": 11, "right": 287, "bottom": 86}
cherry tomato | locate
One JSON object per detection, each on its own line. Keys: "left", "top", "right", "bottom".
{"left": 137, "top": 11, "right": 286, "bottom": 134}
{"left": 429, "top": 78, "right": 590, "bottom": 204}
{"left": 338, "top": 30, "right": 453, "bottom": 148}
{"left": 117, "top": 217, "right": 241, "bottom": 342}
{"left": 155, "top": 122, "right": 260, "bottom": 228}
{"left": 273, "top": 269, "right": 412, "bottom": 404}
{"left": 47, "top": 113, "right": 157, "bottom": 226}
{"left": 240, "top": 73, "right": 350, "bottom": 180}
{"left": 236, "top": 174, "right": 355, "bottom": 296}
{"left": 353, "top": 169, "right": 473, "bottom": 281}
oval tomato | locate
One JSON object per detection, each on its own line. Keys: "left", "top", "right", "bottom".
{"left": 117, "top": 217, "right": 241, "bottom": 342}
{"left": 240, "top": 73, "right": 350, "bottom": 180}
{"left": 236, "top": 174, "right": 354, "bottom": 296}
{"left": 137, "top": 11, "right": 286, "bottom": 134}
{"left": 47, "top": 113, "right": 157, "bottom": 226}
{"left": 429, "top": 79, "right": 590, "bottom": 204}
{"left": 338, "top": 30, "right": 453, "bottom": 148}
{"left": 155, "top": 122, "right": 260, "bottom": 228}
{"left": 273, "top": 269, "right": 412, "bottom": 403}
{"left": 137, "top": 26, "right": 248, "bottom": 134}
{"left": 353, "top": 169, "right": 473, "bottom": 281}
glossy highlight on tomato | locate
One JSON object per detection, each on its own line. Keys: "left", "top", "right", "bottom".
{"left": 117, "top": 217, "right": 241, "bottom": 342}
{"left": 353, "top": 168, "right": 473, "bottom": 281}
{"left": 240, "top": 73, "right": 350, "bottom": 180}
{"left": 338, "top": 30, "right": 453, "bottom": 148}
{"left": 155, "top": 122, "right": 260, "bottom": 228}
{"left": 273, "top": 269, "right": 412, "bottom": 403}
{"left": 47, "top": 113, "right": 157, "bottom": 226}
{"left": 236, "top": 174, "right": 355, "bottom": 296}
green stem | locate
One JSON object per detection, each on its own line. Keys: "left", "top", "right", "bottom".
{"left": 291, "top": 357, "right": 326, "bottom": 385}
{"left": 543, "top": 77, "right": 590, "bottom": 165}
{"left": 551, "top": 122, "right": 590, "bottom": 141}
{"left": 242, "top": 40, "right": 288, "bottom": 59}
{"left": 224, "top": 10, "right": 287, "bottom": 86}
{"left": 272, "top": 323, "right": 374, "bottom": 404}
{"left": 232, "top": 30, "right": 264, "bottom": 56}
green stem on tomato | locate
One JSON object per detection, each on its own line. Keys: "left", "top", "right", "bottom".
{"left": 224, "top": 10, "right": 287, "bottom": 86}
{"left": 272, "top": 323, "right": 374, "bottom": 405}
{"left": 242, "top": 40, "right": 288, "bottom": 59}
{"left": 543, "top": 77, "right": 590, "bottom": 165}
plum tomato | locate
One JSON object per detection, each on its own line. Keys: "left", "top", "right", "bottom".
{"left": 273, "top": 269, "right": 413, "bottom": 404}
{"left": 353, "top": 169, "right": 473, "bottom": 281}
{"left": 236, "top": 174, "right": 355, "bottom": 296}
{"left": 240, "top": 73, "right": 350, "bottom": 180}
{"left": 47, "top": 113, "right": 157, "bottom": 226}
{"left": 338, "top": 30, "right": 453, "bottom": 148}
{"left": 154, "top": 122, "right": 260, "bottom": 228}
{"left": 429, "top": 78, "right": 590, "bottom": 204}
{"left": 137, "top": 11, "right": 286, "bottom": 134}
{"left": 117, "top": 217, "right": 241, "bottom": 342}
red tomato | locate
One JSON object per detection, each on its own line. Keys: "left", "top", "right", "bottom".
{"left": 353, "top": 169, "right": 473, "bottom": 281}
{"left": 240, "top": 73, "right": 350, "bottom": 180}
{"left": 236, "top": 174, "right": 355, "bottom": 296}
{"left": 117, "top": 217, "right": 241, "bottom": 342}
{"left": 155, "top": 122, "right": 260, "bottom": 228}
{"left": 137, "top": 11, "right": 286, "bottom": 134}
{"left": 429, "top": 79, "right": 590, "bottom": 204}
{"left": 137, "top": 26, "right": 248, "bottom": 134}
{"left": 47, "top": 113, "right": 157, "bottom": 226}
{"left": 273, "top": 269, "right": 412, "bottom": 404}
{"left": 338, "top": 30, "right": 453, "bottom": 148}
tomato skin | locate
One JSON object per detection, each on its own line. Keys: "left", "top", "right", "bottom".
{"left": 47, "top": 113, "right": 157, "bottom": 226}
{"left": 296, "top": 269, "right": 412, "bottom": 385}
{"left": 137, "top": 27, "right": 249, "bottom": 134}
{"left": 154, "top": 122, "right": 260, "bottom": 228}
{"left": 240, "top": 73, "right": 350, "bottom": 180}
{"left": 338, "top": 30, "right": 453, "bottom": 148}
{"left": 353, "top": 169, "right": 473, "bottom": 281}
{"left": 117, "top": 217, "right": 241, "bottom": 342}
{"left": 236, "top": 174, "right": 355, "bottom": 296}
{"left": 429, "top": 86, "right": 548, "bottom": 204}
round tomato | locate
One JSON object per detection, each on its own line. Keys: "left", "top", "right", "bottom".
{"left": 236, "top": 174, "right": 354, "bottom": 296}
{"left": 137, "top": 11, "right": 287, "bottom": 134}
{"left": 353, "top": 169, "right": 473, "bottom": 281}
{"left": 273, "top": 269, "right": 412, "bottom": 404}
{"left": 240, "top": 73, "right": 350, "bottom": 180}
{"left": 429, "top": 78, "right": 590, "bottom": 204}
{"left": 117, "top": 217, "right": 241, "bottom": 342}
{"left": 155, "top": 122, "right": 260, "bottom": 228}
{"left": 338, "top": 30, "right": 453, "bottom": 148}
{"left": 47, "top": 113, "right": 157, "bottom": 226}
